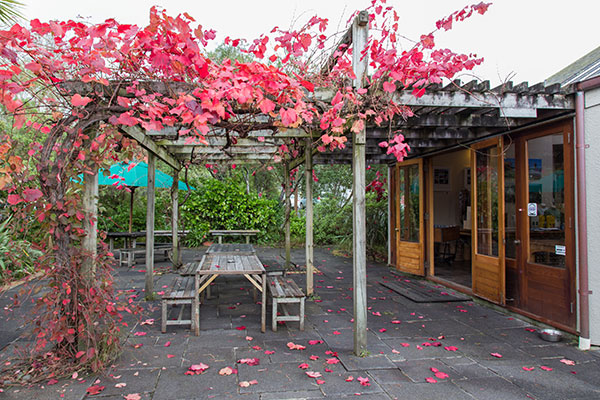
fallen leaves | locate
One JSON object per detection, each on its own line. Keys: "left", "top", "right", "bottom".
{"left": 308, "top": 340, "right": 323, "bottom": 345}
{"left": 141, "top": 318, "right": 154, "bottom": 325}
{"left": 163, "top": 341, "right": 171, "bottom": 347}
{"left": 236, "top": 325, "right": 246, "bottom": 331}
{"left": 239, "top": 379, "right": 258, "bottom": 387}
{"left": 560, "top": 358, "right": 575, "bottom": 366}
{"left": 238, "top": 358, "right": 260, "bottom": 366}
{"left": 298, "top": 363, "right": 310, "bottom": 369}
{"left": 326, "top": 358, "right": 339, "bottom": 364}
{"left": 287, "top": 342, "right": 306, "bottom": 350}
{"left": 124, "top": 394, "right": 142, "bottom": 400}
{"left": 86, "top": 385, "right": 105, "bottom": 395}
{"left": 522, "top": 367, "right": 535, "bottom": 371}
{"left": 444, "top": 346, "right": 458, "bottom": 352}
{"left": 185, "top": 363, "right": 209, "bottom": 375}
{"left": 133, "top": 332, "right": 147, "bottom": 336}
{"left": 219, "top": 366, "right": 236, "bottom": 375}
{"left": 425, "top": 377, "right": 438, "bottom": 383}
{"left": 540, "top": 366, "right": 553, "bottom": 371}
{"left": 357, "top": 376, "right": 370, "bottom": 386}
{"left": 115, "top": 382, "right": 127, "bottom": 388}
{"left": 306, "top": 371, "right": 322, "bottom": 378}
{"left": 490, "top": 352, "right": 503, "bottom": 358}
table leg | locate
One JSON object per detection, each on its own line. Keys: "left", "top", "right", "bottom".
{"left": 261, "top": 273, "right": 266, "bottom": 333}
{"left": 246, "top": 235, "right": 250, "bottom": 244}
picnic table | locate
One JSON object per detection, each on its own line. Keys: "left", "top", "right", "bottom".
{"left": 107, "top": 230, "right": 189, "bottom": 250}
{"left": 206, "top": 243, "right": 256, "bottom": 255}
{"left": 209, "top": 229, "right": 260, "bottom": 244}
{"left": 181, "top": 253, "right": 267, "bottom": 332}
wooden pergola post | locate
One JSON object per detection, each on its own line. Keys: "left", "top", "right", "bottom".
{"left": 352, "top": 10, "right": 369, "bottom": 356}
{"left": 305, "top": 138, "right": 314, "bottom": 296}
{"left": 82, "top": 169, "right": 99, "bottom": 281}
{"left": 171, "top": 169, "right": 181, "bottom": 268}
{"left": 145, "top": 152, "right": 156, "bottom": 300}
{"left": 284, "top": 163, "right": 291, "bottom": 269}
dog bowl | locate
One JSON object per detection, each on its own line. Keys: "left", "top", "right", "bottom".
{"left": 538, "top": 328, "right": 562, "bottom": 342}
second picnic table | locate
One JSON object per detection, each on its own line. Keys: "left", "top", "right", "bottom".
{"left": 182, "top": 251, "right": 267, "bottom": 333}
{"left": 209, "top": 229, "right": 260, "bottom": 244}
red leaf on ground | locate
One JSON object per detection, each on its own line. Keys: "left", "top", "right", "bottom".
{"left": 435, "top": 371, "right": 449, "bottom": 379}
{"left": 309, "top": 355, "right": 319, "bottom": 360}
{"left": 306, "top": 371, "right": 322, "bottom": 378}
{"left": 86, "top": 385, "right": 105, "bottom": 395}
{"left": 166, "top": 354, "right": 175, "bottom": 358}
{"left": 326, "top": 358, "right": 339, "bottom": 364}
{"left": 124, "top": 394, "right": 141, "bottom": 400}
{"left": 560, "top": 359, "right": 575, "bottom": 366}
{"left": 298, "top": 363, "right": 309, "bottom": 369}
{"left": 345, "top": 376, "right": 354, "bottom": 382}
{"left": 425, "top": 377, "right": 437, "bottom": 383}
{"left": 264, "top": 350, "right": 275, "bottom": 355}
{"left": 287, "top": 342, "right": 306, "bottom": 350}
{"left": 540, "top": 366, "right": 553, "bottom": 371}
{"left": 522, "top": 367, "right": 534, "bottom": 371}
{"left": 238, "top": 358, "right": 260, "bottom": 366}
{"left": 164, "top": 341, "right": 171, "bottom": 347}
{"left": 316, "top": 379, "right": 325, "bottom": 385}
{"left": 333, "top": 331, "right": 341, "bottom": 335}
{"left": 391, "top": 320, "right": 401, "bottom": 324}
{"left": 357, "top": 376, "right": 370, "bottom": 386}
{"left": 444, "top": 346, "right": 458, "bottom": 351}
{"left": 308, "top": 340, "right": 323, "bottom": 345}
{"left": 490, "top": 353, "right": 503, "bottom": 358}
{"left": 48, "top": 378, "right": 58, "bottom": 385}
{"left": 236, "top": 326, "right": 246, "bottom": 330}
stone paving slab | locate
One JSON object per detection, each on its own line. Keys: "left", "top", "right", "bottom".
{"left": 0, "top": 246, "right": 599, "bottom": 400}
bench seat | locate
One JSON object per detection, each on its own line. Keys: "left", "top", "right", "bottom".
{"left": 268, "top": 275, "right": 305, "bottom": 331}
{"left": 161, "top": 276, "right": 199, "bottom": 335}
{"left": 119, "top": 243, "right": 172, "bottom": 267}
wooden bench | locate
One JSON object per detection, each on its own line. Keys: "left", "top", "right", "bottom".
{"left": 161, "top": 276, "right": 199, "bottom": 335}
{"left": 119, "top": 243, "right": 172, "bottom": 267}
{"left": 268, "top": 275, "right": 305, "bottom": 332}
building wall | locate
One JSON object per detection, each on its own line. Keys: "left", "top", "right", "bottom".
{"left": 584, "top": 86, "right": 600, "bottom": 345}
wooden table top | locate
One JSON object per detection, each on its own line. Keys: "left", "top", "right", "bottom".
{"left": 209, "top": 230, "right": 260, "bottom": 236}
{"left": 184, "top": 254, "right": 265, "bottom": 275}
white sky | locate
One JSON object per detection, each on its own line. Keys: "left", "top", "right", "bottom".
{"left": 21, "top": 0, "right": 599, "bottom": 86}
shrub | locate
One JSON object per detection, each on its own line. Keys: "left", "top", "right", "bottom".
{"left": 181, "top": 177, "right": 279, "bottom": 246}
{"left": 0, "top": 216, "right": 43, "bottom": 283}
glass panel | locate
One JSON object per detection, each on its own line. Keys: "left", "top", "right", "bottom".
{"left": 398, "top": 165, "right": 420, "bottom": 242}
{"left": 527, "top": 134, "right": 565, "bottom": 268}
{"left": 504, "top": 143, "right": 516, "bottom": 259}
{"left": 476, "top": 146, "right": 499, "bottom": 256}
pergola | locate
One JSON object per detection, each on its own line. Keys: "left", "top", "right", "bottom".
{"left": 77, "top": 12, "right": 574, "bottom": 355}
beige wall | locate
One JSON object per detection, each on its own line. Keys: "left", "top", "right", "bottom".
{"left": 584, "top": 86, "right": 600, "bottom": 345}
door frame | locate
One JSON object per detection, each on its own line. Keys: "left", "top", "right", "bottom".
{"left": 394, "top": 158, "right": 425, "bottom": 276}
{"left": 471, "top": 137, "right": 506, "bottom": 305}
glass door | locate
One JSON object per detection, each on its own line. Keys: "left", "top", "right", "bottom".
{"left": 394, "top": 159, "right": 424, "bottom": 276}
{"left": 520, "top": 127, "right": 575, "bottom": 327}
{"left": 471, "top": 138, "right": 505, "bottom": 304}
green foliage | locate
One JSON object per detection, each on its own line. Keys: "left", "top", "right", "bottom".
{"left": 182, "top": 177, "right": 279, "bottom": 246}
{"left": 0, "top": 216, "right": 43, "bottom": 283}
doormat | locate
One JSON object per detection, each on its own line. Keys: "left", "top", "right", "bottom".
{"left": 379, "top": 280, "right": 470, "bottom": 303}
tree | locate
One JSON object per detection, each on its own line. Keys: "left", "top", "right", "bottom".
{"left": 0, "top": 0, "right": 22, "bottom": 25}
{"left": 0, "top": 1, "right": 490, "bottom": 381}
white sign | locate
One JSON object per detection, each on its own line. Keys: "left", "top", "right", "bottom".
{"left": 555, "top": 245, "right": 566, "bottom": 256}
{"left": 527, "top": 203, "right": 537, "bottom": 217}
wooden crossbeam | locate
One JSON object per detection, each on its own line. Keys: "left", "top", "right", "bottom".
{"left": 121, "top": 126, "right": 181, "bottom": 170}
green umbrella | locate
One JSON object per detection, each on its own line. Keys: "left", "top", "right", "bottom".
{"left": 101, "top": 161, "right": 193, "bottom": 191}
{"left": 85, "top": 161, "right": 194, "bottom": 232}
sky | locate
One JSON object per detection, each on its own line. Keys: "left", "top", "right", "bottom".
{"left": 20, "top": 0, "right": 600, "bottom": 86}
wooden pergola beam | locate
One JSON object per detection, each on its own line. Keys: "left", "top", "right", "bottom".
{"left": 121, "top": 126, "right": 181, "bottom": 170}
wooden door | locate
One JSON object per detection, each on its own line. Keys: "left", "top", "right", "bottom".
{"left": 471, "top": 138, "right": 505, "bottom": 304}
{"left": 518, "top": 122, "right": 576, "bottom": 327}
{"left": 394, "top": 159, "right": 425, "bottom": 276}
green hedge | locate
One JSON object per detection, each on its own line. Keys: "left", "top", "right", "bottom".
{"left": 181, "top": 177, "right": 279, "bottom": 246}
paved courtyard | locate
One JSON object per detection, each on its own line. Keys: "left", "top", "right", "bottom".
{"left": 1, "top": 247, "right": 599, "bottom": 399}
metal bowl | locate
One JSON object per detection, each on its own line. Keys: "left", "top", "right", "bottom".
{"left": 538, "top": 328, "right": 562, "bottom": 342}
